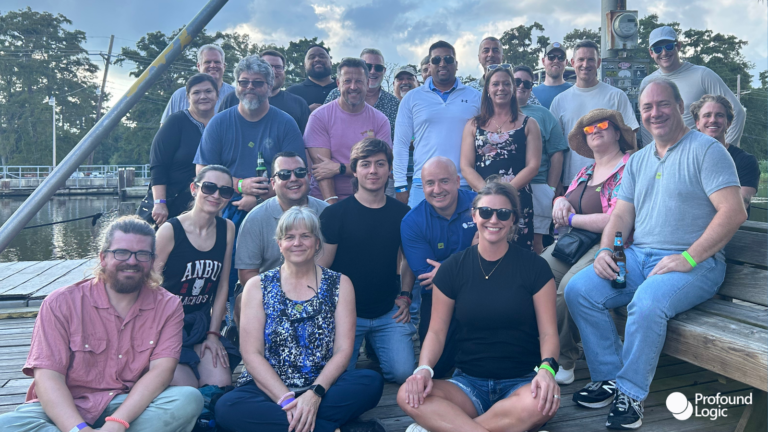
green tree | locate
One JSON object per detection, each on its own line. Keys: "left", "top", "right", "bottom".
{"left": 281, "top": 37, "right": 333, "bottom": 86}
{"left": 0, "top": 8, "right": 100, "bottom": 166}
{"left": 562, "top": 28, "right": 601, "bottom": 52}
{"left": 500, "top": 22, "right": 549, "bottom": 69}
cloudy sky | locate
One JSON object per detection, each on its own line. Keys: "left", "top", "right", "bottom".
{"left": 7, "top": 0, "right": 767, "bottom": 101}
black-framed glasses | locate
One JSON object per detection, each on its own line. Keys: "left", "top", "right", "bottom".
{"left": 196, "top": 181, "right": 235, "bottom": 199}
{"left": 430, "top": 55, "right": 455, "bottom": 65}
{"left": 514, "top": 78, "right": 533, "bottom": 89}
{"left": 273, "top": 167, "right": 308, "bottom": 181}
{"left": 105, "top": 249, "right": 154, "bottom": 262}
{"left": 366, "top": 63, "right": 385, "bottom": 73}
{"left": 237, "top": 79, "right": 267, "bottom": 89}
{"left": 651, "top": 42, "right": 676, "bottom": 54}
{"left": 487, "top": 63, "right": 512, "bottom": 71}
{"left": 547, "top": 53, "right": 566, "bottom": 62}
{"left": 473, "top": 206, "right": 514, "bottom": 221}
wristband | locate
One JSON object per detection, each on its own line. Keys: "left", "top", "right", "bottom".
{"left": 278, "top": 391, "right": 296, "bottom": 405}
{"left": 568, "top": 213, "right": 575, "bottom": 227}
{"left": 535, "top": 364, "right": 556, "bottom": 378}
{"left": 395, "top": 186, "right": 408, "bottom": 193}
{"left": 280, "top": 397, "right": 295, "bottom": 408}
{"left": 69, "top": 423, "right": 88, "bottom": 432}
{"left": 594, "top": 247, "right": 613, "bottom": 259}
{"left": 553, "top": 196, "right": 566, "bottom": 205}
{"left": 105, "top": 417, "right": 129, "bottom": 429}
{"left": 397, "top": 295, "right": 412, "bottom": 306}
{"left": 682, "top": 251, "right": 697, "bottom": 268}
{"left": 153, "top": 199, "right": 166, "bottom": 204}
{"left": 237, "top": 179, "right": 244, "bottom": 194}
{"left": 206, "top": 331, "right": 220, "bottom": 338}
{"left": 324, "top": 196, "right": 338, "bottom": 203}
{"left": 413, "top": 365, "right": 434, "bottom": 378}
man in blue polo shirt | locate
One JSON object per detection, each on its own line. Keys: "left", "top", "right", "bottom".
{"left": 401, "top": 157, "right": 477, "bottom": 378}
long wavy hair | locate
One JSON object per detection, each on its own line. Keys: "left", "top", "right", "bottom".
{"left": 93, "top": 216, "right": 163, "bottom": 289}
{"left": 474, "top": 67, "right": 519, "bottom": 129}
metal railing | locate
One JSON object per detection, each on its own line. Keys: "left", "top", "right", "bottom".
{"left": 0, "top": 165, "right": 150, "bottom": 180}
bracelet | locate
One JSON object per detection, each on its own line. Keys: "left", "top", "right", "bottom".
{"left": 277, "top": 391, "right": 296, "bottom": 405}
{"left": 395, "top": 186, "right": 408, "bottom": 193}
{"left": 413, "top": 365, "right": 434, "bottom": 378}
{"left": 206, "top": 331, "right": 220, "bottom": 338}
{"left": 553, "top": 196, "right": 566, "bottom": 205}
{"left": 397, "top": 295, "right": 412, "bottom": 306}
{"left": 280, "top": 397, "right": 295, "bottom": 408}
{"left": 594, "top": 247, "right": 613, "bottom": 259}
{"left": 568, "top": 213, "right": 575, "bottom": 227}
{"left": 682, "top": 251, "right": 697, "bottom": 268}
{"left": 535, "top": 364, "right": 556, "bottom": 378}
{"left": 324, "top": 196, "right": 338, "bottom": 203}
{"left": 69, "top": 423, "right": 88, "bottom": 432}
{"left": 153, "top": 199, "right": 166, "bottom": 204}
{"left": 105, "top": 417, "right": 129, "bottom": 429}
{"left": 237, "top": 179, "right": 244, "bottom": 194}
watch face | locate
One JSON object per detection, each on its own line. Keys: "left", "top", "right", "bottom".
{"left": 311, "top": 384, "right": 326, "bottom": 397}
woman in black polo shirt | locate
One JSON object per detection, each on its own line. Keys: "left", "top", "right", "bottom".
{"left": 398, "top": 180, "right": 560, "bottom": 432}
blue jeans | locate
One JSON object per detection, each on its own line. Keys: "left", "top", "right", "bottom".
{"left": 410, "top": 279, "right": 422, "bottom": 331}
{"left": 447, "top": 369, "right": 537, "bottom": 416}
{"left": 564, "top": 246, "right": 725, "bottom": 401}
{"left": 408, "top": 182, "right": 472, "bottom": 208}
{"left": 348, "top": 304, "right": 417, "bottom": 384}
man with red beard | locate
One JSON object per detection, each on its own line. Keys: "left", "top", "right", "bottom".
{"left": 0, "top": 217, "right": 202, "bottom": 432}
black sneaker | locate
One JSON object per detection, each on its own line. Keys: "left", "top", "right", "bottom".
{"left": 341, "top": 419, "right": 386, "bottom": 432}
{"left": 572, "top": 380, "right": 616, "bottom": 408}
{"left": 606, "top": 391, "right": 644, "bottom": 429}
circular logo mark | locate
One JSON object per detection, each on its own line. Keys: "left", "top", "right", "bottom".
{"left": 666, "top": 392, "right": 693, "bottom": 420}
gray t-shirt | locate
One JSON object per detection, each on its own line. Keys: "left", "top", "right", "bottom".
{"left": 618, "top": 130, "right": 740, "bottom": 259}
{"left": 235, "top": 196, "right": 329, "bottom": 272}
{"left": 550, "top": 81, "right": 640, "bottom": 185}
{"left": 160, "top": 83, "right": 236, "bottom": 124}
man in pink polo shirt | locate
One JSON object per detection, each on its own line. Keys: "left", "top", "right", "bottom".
{"left": 0, "top": 217, "right": 203, "bottom": 432}
{"left": 305, "top": 57, "right": 392, "bottom": 204}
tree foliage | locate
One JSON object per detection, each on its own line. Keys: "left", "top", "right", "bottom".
{"left": 500, "top": 22, "right": 549, "bottom": 69}
{"left": 562, "top": 28, "right": 601, "bottom": 51}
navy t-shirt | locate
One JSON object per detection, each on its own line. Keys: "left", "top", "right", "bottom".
{"left": 532, "top": 82, "right": 573, "bottom": 109}
{"left": 194, "top": 106, "right": 305, "bottom": 179}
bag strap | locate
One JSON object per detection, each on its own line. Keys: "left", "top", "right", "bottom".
{"left": 577, "top": 172, "right": 592, "bottom": 214}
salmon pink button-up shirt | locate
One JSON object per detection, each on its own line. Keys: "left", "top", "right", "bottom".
{"left": 23, "top": 278, "right": 184, "bottom": 424}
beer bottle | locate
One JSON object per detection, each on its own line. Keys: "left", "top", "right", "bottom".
{"left": 255, "top": 152, "right": 268, "bottom": 182}
{"left": 612, "top": 231, "right": 627, "bottom": 289}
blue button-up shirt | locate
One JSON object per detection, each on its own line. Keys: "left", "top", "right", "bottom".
{"left": 401, "top": 189, "right": 478, "bottom": 295}
{"left": 428, "top": 77, "right": 460, "bottom": 102}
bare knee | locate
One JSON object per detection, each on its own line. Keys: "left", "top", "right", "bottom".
{"left": 170, "top": 364, "right": 199, "bottom": 387}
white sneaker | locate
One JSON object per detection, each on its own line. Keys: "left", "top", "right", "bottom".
{"left": 555, "top": 366, "right": 575, "bottom": 385}
{"left": 405, "top": 423, "right": 430, "bottom": 432}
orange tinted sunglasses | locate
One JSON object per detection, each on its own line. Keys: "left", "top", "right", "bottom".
{"left": 584, "top": 121, "right": 611, "bottom": 134}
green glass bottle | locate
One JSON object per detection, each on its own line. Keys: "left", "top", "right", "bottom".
{"left": 255, "top": 152, "right": 268, "bottom": 180}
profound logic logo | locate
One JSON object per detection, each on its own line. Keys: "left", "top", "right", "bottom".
{"left": 666, "top": 392, "right": 753, "bottom": 420}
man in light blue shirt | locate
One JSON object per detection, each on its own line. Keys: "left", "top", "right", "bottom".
{"left": 394, "top": 40, "right": 481, "bottom": 208}
{"left": 532, "top": 42, "right": 573, "bottom": 109}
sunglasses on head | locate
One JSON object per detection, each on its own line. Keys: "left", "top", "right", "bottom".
{"left": 196, "top": 181, "right": 235, "bottom": 199}
{"left": 583, "top": 121, "right": 611, "bottom": 135}
{"left": 487, "top": 63, "right": 512, "bottom": 71}
{"left": 365, "top": 63, "right": 385, "bottom": 73}
{"left": 474, "top": 206, "right": 514, "bottom": 221}
{"left": 237, "top": 80, "right": 267, "bottom": 89}
{"left": 430, "top": 55, "right": 455, "bottom": 65}
{"left": 547, "top": 53, "right": 566, "bottom": 62}
{"left": 273, "top": 167, "right": 308, "bottom": 181}
{"left": 514, "top": 78, "right": 533, "bottom": 89}
{"left": 651, "top": 42, "right": 676, "bottom": 54}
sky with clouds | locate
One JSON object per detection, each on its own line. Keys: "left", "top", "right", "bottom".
{"left": 6, "top": 0, "right": 767, "bottom": 102}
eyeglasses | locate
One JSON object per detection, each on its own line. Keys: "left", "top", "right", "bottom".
{"left": 237, "top": 80, "right": 267, "bottom": 89}
{"left": 651, "top": 42, "right": 676, "bottom": 54}
{"left": 273, "top": 167, "right": 309, "bottom": 181}
{"left": 487, "top": 64, "right": 512, "bottom": 71}
{"left": 365, "top": 63, "right": 385, "bottom": 73}
{"left": 430, "top": 55, "right": 455, "bottom": 65}
{"left": 583, "top": 121, "right": 611, "bottom": 135}
{"left": 105, "top": 249, "right": 154, "bottom": 262}
{"left": 514, "top": 78, "right": 533, "bottom": 89}
{"left": 196, "top": 181, "right": 235, "bottom": 199}
{"left": 473, "top": 206, "right": 514, "bottom": 221}
{"left": 271, "top": 65, "right": 285, "bottom": 72}
{"left": 547, "top": 53, "right": 566, "bottom": 62}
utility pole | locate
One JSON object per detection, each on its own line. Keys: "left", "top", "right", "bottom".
{"left": 88, "top": 35, "right": 115, "bottom": 165}
{"left": 737, "top": 74, "right": 741, "bottom": 101}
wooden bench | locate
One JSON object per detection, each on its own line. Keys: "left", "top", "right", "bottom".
{"left": 613, "top": 221, "right": 767, "bottom": 431}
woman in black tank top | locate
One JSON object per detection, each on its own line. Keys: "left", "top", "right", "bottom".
{"left": 154, "top": 165, "right": 238, "bottom": 388}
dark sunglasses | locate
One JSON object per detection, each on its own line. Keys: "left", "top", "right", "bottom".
{"left": 430, "top": 55, "right": 455, "bottom": 65}
{"left": 514, "top": 78, "right": 533, "bottom": 89}
{"left": 651, "top": 42, "right": 676, "bottom": 54}
{"left": 105, "top": 249, "right": 154, "bottom": 262}
{"left": 365, "top": 63, "right": 385, "bottom": 73}
{"left": 237, "top": 79, "right": 267, "bottom": 89}
{"left": 547, "top": 53, "right": 566, "bottom": 62}
{"left": 196, "top": 181, "right": 235, "bottom": 199}
{"left": 487, "top": 63, "right": 512, "bottom": 71}
{"left": 473, "top": 206, "right": 514, "bottom": 221}
{"left": 273, "top": 167, "right": 308, "bottom": 181}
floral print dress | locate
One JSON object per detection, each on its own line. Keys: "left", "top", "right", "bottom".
{"left": 474, "top": 116, "right": 534, "bottom": 251}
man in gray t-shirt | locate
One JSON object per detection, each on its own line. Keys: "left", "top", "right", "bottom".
{"left": 564, "top": 79, "right": 746, "bottom": 430}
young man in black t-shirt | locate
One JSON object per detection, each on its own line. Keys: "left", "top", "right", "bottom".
{"left": 320, "top": 138, "right": 415, "bottom": 384}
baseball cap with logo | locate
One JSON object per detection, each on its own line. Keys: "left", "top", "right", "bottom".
{"left": 649, "top": 26, "right": 678, "bottom": 47}
{"left": 545, "top": 42, "right": 566, "bottom": 56}
{"left": 394, "top": 65, "right": 418, "bottom": 79}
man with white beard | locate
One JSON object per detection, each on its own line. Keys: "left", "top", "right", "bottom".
{"left": 394, "top": 65, "right": 419, "bottom": 100}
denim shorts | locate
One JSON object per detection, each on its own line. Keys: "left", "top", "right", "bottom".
{"left": 447, "top": 369, "right": 537, "bottom": 415}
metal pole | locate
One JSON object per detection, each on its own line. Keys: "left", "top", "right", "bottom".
{"left": 737, "top": 74, "right": 741, "bottom": 101}
{"left": 88, "top": 35, "right": 115, "bottom": 165}
{"left": 601, "top": 0, "right": 619, "bottom": 58}
{"left": 52, "top": 97, "right": 56, "bottom": 168}
{"left": 0, "top": 0, "right": 229, "bottom": 252}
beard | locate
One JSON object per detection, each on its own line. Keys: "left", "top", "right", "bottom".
{"left": 237, "top": 88, "right": 268, "bottom": 111}
{"left": 105, "top": 264, "right": 149, "bottom": 294}
{"left": 307, "top": 64, "right": 332, "bottom": 79}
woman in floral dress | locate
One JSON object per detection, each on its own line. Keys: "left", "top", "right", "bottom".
{"left": 461, "top": 65, "right": 542, "bottom": 251}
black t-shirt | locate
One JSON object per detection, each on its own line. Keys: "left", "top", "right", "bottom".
{"left": 286, "top": 78, "right": 338, "bottom": 107}
{"left": 320, "top": 195, "right": 410, "bottom": 319}
{"left": 432, "top": 243, "right": 554, "bottom": 379}
{"left": 727, "top": 145, "right": 760, "bottom": 190}
{"left": 218, "top": 90, "right": 311, "bottom": 133}
{"left": 149, "top": 110, "right": 203, "bottom": 196}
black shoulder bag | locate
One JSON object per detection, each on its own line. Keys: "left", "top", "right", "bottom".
{"left": 551, "top": 175, "right": 602, "bottom": 265}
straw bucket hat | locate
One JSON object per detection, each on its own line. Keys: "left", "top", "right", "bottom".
{"left": 568, "top": 109, "right": 637, "bottom": 159}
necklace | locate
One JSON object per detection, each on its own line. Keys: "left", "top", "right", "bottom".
{"left": 492, "top": 119, "right": 504, "bottom": 134}
{"left": 478, "top": 250, "right": 505, "bottom": 279}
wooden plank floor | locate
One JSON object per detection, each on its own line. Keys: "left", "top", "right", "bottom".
{"left": 0, "top": 259, "right": 94, "bottom": 300}
{"left": 0, "top": 315, "right": 753, "bottom": 431}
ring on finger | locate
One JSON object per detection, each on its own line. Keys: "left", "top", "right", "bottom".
{"left": 553, "top": 394, "right": 561, "bottom": 399}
